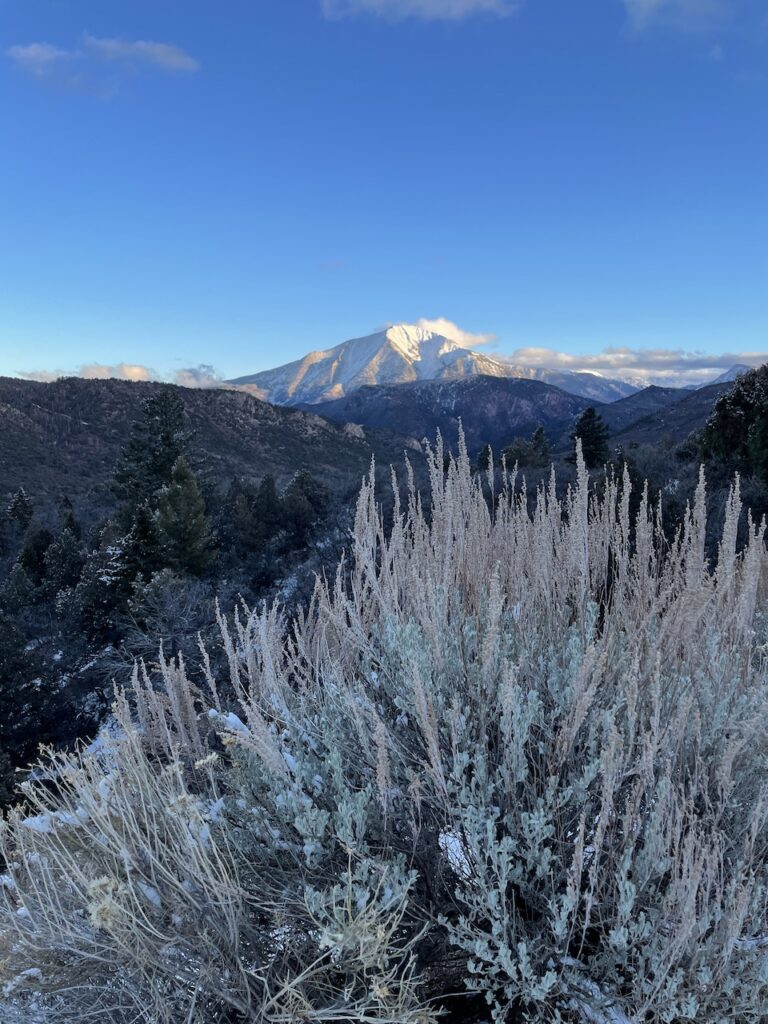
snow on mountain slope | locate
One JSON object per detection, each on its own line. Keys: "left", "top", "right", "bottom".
{"left": 493, "top": 364, "right": 636, "bottom": 402}
{"left": 230, "top": 324, "right": 638, "bottom": 405}
{"left": 705, "top": 364, "right": 752, "bottom": 387}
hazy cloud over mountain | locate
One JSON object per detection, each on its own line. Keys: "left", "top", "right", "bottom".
{"left": 413, "top": 318, "right": 496, "bottom": 347}
{"left": 173, "top": 365, "right": 227, "bottom": 389}
{"left": 501, "top": 346, "right": 766, "bottom": 386}
{"left": 18, "top": 363, "right": 232, "bottom": 389}
{"left": 20, "top": 363, "right": 158, "bottom": 383}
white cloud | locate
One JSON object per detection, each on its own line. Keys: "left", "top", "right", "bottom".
{"left": 20, "top": 363, "right": 157, "bottom": 383}
{"left": 17, "top": 363, "right": 232, "bottom": 389}
{"left": 173, "top": 365, "right": 226, "bottom": 389}
{"left": 82, "top": 363, "right": 156, "bottom": 381}
{"left": 6, "top": 35, "right": 199, "bottom": 89}
{"left": 415, "top": 317, "right": 496, "bottom": 347}
{"left": 622, "top": 0, "right": 728, "bottom": 31}
{"left": 6, "top": 43, "right": 73, "bottom": 77}
{"left": 84, "top": 35, "right": 200, "bottom": 73}
{"left": 500, "top": 345, "right": 767, "bottom": 386}
{"left": 321, "top": 0, "right": 516, "bottom": 21}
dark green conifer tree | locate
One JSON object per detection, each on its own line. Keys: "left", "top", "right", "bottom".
{"left": 157, "top": 457, "right": 213, "bottom": 576}
{"left": 282, "top": 471, "right": 330, "bottom": 547}
{"left": 112, "top": 388, "right": 190, "bottom": 524}
{"left": 0, "top": 612, "right": 47, "bottom": 772}
{"left": 43, "top": 528, "right": 86, "bottom": 598}
{"left": 530, "top": 426, "right": 552, "bottom": 467}
{"left": 253, "top": 475, "right": 283, "bottom": 547}
{"left": 58, "top": 494, "right": 82, "bottom": 540}
{"left": 122, "top": 502, "right": 164, "bottom": 583}
{"left": 570, "top": 407, "right": 610, "bottom": 469}
{"left": 6, "top": 487, "right": 33, "bottom": 531}
{"left": 63, "top": 541, "right": 130, "bottom": 641}
{"left": 700, "top": 365, "right": 768, "bottom": 481}
{"left": 0, "top": 563, "right": 35, "bottom": 615}
{"left": 224, "top": 475, "right": 284, "bottom": 555}
{"left": 17, "top": 527, "right": 54, "bottom": 587}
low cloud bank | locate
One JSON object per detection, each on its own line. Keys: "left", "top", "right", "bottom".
{"left": 500, "top": 346, "right": 766, "bottom": 386}
{"left": 18, "top": 363, "right": 226, "bottom": 388}
{"left": 20, "top": 363, "right": 157, "bottom": 383}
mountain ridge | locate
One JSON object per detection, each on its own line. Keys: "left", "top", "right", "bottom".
{"left": 303, "top": 375, "right": 595, "bottom": 454}
{"left": 230, "top": 324, "right": 639, "bottom": 406}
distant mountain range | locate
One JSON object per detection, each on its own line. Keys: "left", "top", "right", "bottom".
{"left": 611, "top": 382, "right": 734, "bottom": 447}
{"left": 0, "top": 370, "right": 742, "bottom": 524}
{"left": 229, "top": 323, "right": 760, "bottom": 407}
{"left": 230, "top": 324, "right": 639, "bottom": 406}
{"left": 302, "top": 374, "right": 737, "bottom": 456}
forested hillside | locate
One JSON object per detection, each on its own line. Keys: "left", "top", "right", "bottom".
{"left": 0, "top": 376, "right": 418, "bottom": 522}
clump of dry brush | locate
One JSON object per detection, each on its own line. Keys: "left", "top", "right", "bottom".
{"left": 2, "top": 440, "right": 768, "bottom": 1024}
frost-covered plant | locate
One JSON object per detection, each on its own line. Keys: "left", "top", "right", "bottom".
{"left": 2, "top": 438, "right": 768, "bottom": 1023}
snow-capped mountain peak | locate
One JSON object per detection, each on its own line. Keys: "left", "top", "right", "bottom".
{"left": 706, "top": 364, "right": 752, "bottom": 387}
{"left": 229, "top": 324, "right": 507, "bottom": 406}
{"left": 229, "top": 323, "right": 640, "bottom": 406}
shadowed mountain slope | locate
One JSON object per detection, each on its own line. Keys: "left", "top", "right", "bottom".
{"left": 598, "top": 385, "right": 691, "bottom": 434}
{"left": 305, "top": 375, "right": 593, "bottom": 454}
{"left": 613, "top": 382, "right": 732, "bottom": 446}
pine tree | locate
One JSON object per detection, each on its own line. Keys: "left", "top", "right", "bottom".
{"left": 6, "top": 487, "right": 33, "bottom": 531}
{"left": 63, "top": 539, "right": 132, "bottom": 641}
{"left": 502, "top": 427, "right": 551, "bottom": 468}
{"left": 157, "top": 458, "right": 213, "bottom": 576}
{"left": 224, "top": 475, "right": 284, "bottom": 555}
{"left": 43, "top": 528, "right": 86, "bottom": 598}
{"left": 58, "top": 495, "right": 82, "bottom": 540}
{"left": 253, "top": 475, "right": 283, "bottom": 548}
{"left": 112, "top": 389, "right": 191, "bottom": 523}
{"left": 282, "top": 471, "right": 330, "bottom": 547}
{"left": 0, "top": 612, "right": 44, "bottom": 760}
{"left": 122, "top": 502, "right": 164, "bottom": 583}
{"left": 570, "top": 407, "right": 610, "bottom": 468}
{"left": 700, "top": 364, "right": 768, "bottom": 480}
{"left": 17, "top": 527, "right": 54, "bottom": 587}
{"left": 0, "top": 563, "right": 35, "bottom": 615}
{"left": 530, "top": 426, "right": 552, "bottom": 467}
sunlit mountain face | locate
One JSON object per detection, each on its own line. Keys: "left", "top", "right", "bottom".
{"left": 229, "top": 323, "right": 639, "bottom": 405}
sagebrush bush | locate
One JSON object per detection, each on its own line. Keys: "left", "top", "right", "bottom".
{"left": 2, "top": 439, "right": 768, "bottom": 1023}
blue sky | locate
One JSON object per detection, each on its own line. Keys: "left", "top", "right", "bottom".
{"left": 1, "top": 0, "right": 766, "bottom": 385}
